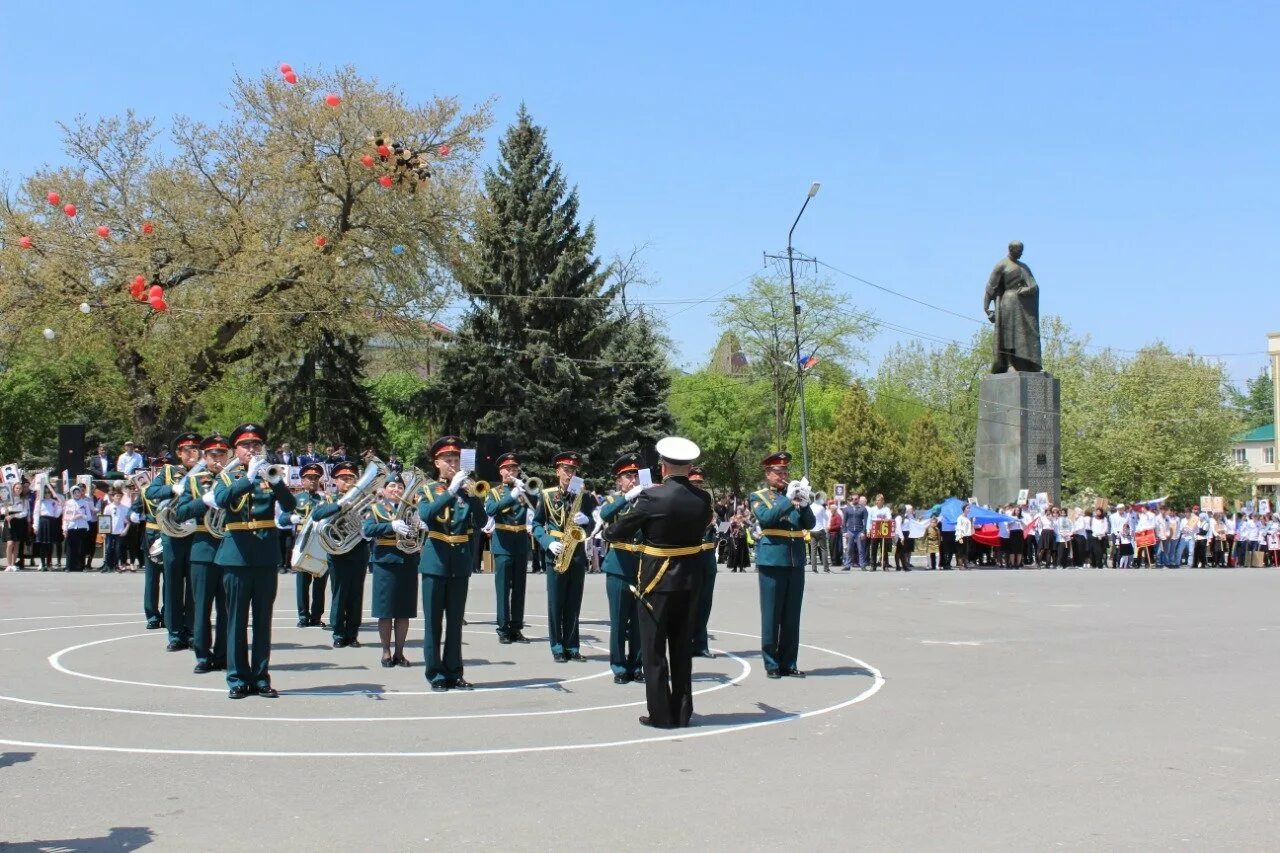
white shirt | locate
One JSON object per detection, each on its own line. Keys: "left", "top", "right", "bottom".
{"left": 62, "top": 498, "right": 91, "bottom": 531}
{"left": 39, "top": 498, "right": 63, "bottom": 519}
{"left": 955, "top": 515, "right": 974, "bottom": 538}
{"left": 5, "top": 494, "right": 28, "bottom": 519}
{"left": 1072, "top": 515, "right": 1088, "bottom": 534}
{"left": 809, "top": 504, "right": 829, "bottom": 533}
{"left": 104, "top": 501, "right": 131, "bottom": 535}
{"left": 1091, "top": 516, "right": 1110, "bottom": 538}
{"left": 1136, "top": 511, "right": 1156, "bottom": 532}
{"left": 117, "top": 451, "right": 145, "bottom": 475}
{"left": 868, "top": 505, "right": 892, "bottom": 521}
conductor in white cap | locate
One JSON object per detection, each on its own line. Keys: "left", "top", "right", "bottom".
{"left": 603, "top": 436, "right": 713, "bottom": 729}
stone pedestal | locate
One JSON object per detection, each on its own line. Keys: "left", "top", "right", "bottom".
{"left": 972, "top": 371, "right": 1061, "bottom": 507}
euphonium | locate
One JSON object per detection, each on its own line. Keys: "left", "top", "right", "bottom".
{"left": 204, "top": 458, "right": 242, "bottom": 540}
{"left": 394, "top": 466, "right": 428, "bottom": 553}
{"left": 292, "top": 458, "right": 388, "bottom": 576}
{"left": 553, "top": 485, "right": 587, "bottom": 575}
{"left": 156, "top": 461, "right": 206, "bottom": 538}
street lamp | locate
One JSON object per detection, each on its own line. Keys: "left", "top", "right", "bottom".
{"left": 788, "top": 182, "right": 820, "bottom": 478}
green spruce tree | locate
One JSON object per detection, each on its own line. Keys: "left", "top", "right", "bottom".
{"left": 264, "top": 331, "right": 387, "bottom": 453}
{"left": 901, "top": 414, "right": 968, "bottom": 505}
{"left": 428, "top": 107, "right": 615, "bottom": 471}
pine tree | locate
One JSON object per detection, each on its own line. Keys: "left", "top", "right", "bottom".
{"left": 901, "top": 414, "right": 968, "bottom": 505}
{"left": 809, "top": 383, "right": 905, "bottom": 499}
{"left": 593, "top": 306, "right": 676, "bottom": 472}
{"left": 428, "top": 107, "right": 616, "bottom": 472}
{"left": 264, "top": 331, "right": 387, "bottom": 453}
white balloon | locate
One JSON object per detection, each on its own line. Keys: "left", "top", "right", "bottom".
{"left": 42, "top": 328, "right": 55, "bottom": 340}
{"left": 79, "top": 302, "right": 91, "bottom": 314}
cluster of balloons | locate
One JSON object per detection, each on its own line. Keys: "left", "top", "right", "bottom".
{"left": 128, "top": 275, "right": 168, "bottom": 311}
{"left": 365, "top": 134, "right": 437, "bottom": 192}
{"left": 280, "top": 63, "right": 297, "bottom": 85}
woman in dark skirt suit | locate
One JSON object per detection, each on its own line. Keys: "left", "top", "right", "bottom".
{"left": 362, "top": 476, "right": 420, "bottom": 667}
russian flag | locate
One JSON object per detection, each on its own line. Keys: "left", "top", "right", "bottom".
{"left": 798, "top": 353, "right": 820, "bottom": 371}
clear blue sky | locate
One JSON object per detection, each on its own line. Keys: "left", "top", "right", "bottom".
{"left": 2, "top": 1, "right": 1276, "bottom": 383}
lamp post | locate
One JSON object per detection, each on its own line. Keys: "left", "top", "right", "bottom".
{"left": 788, "top": 182, "right": 821, "bottom": 478}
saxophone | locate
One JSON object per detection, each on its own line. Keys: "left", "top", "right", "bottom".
{"left": 553, "top": 486, "right": 587, "bottom": 574}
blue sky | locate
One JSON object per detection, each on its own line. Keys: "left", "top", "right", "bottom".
{"left": 2, "top": 1, "right": 1276, "bottom": 383}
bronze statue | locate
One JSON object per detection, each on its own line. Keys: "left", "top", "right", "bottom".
{"left": 983, "top": 240, "right": 1041, "bottom": 373}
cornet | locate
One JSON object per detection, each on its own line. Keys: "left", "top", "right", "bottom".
{"left": 508, "top": 476, "right": 542, "bottom": 509}
{"left": 458, "top": 471, "right": 490, "bottom": 498}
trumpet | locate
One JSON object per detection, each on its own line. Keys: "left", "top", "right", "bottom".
{"left": 507, "top": 476, "right": 542, "bottom": 509}
{"left": 253, "top": 454, "right": 287, "bottom": 485}
{"left": 459, "top": 472, "right": 490, "bottom": 497}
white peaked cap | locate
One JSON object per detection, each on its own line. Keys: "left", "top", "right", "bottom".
{"left": 655, "top": 436, "right": 700, "bottom": 464}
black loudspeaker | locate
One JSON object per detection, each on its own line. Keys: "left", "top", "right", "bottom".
{"left": 474, "top": 433, "right": 503, "bottom": 483}
{"left": 637, "top": 438, "right": 659, "bottom": 478}
{"left": 58, "top": 424, "right": 87, "bottom": 476}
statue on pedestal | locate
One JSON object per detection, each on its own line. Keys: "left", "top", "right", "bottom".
{"left": 983, "top": 240, "right": 1042, "bottom": 373}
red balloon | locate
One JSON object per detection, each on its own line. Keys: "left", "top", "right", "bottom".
{"left": 324, "top": 93, "right": 341, "bottom": 107}
{"left": 96, "top": 225, "right": 110, "bottom": 238}
{"left": 18, "top": 236, "right": 33, "bottom": 249}
{"left": 283, "top": 71, "right": 297, "bottom": 85}
{"left": 47, "top": 192, "right": 61, "bottom": 206}
{"left": 133, "top": 274, "right": 146, "bottom": 288}
{"left": 63, "top": 204, "right": 77, "bottom": 218}
{"left": 149, "top": 285, "right": 163, "bottom": 299}
{"left": 130, "top": 281, "right": 144, "bottom": 299}
{"left": 438, "top": 144, "right": 450, "bottom": 157}
{"left": 149, "top": 295, "right": 166, "bottom": 311}
{"left": 314, "top": 235, "right": 327, "bottom": 247}
{"left": 377, "top": 144, "right": 391, "bottom": 158}
{"left": 279, "top": 63, "right": 293, "bottom": 74}
{"left": 141, "top": 222, "right": 154, "bottom": 235}
{"left": 360, "top": 154, "right": 375, "bottom": 168}
{"left": 378, "top": 175, "right": 393, "bottom": 188}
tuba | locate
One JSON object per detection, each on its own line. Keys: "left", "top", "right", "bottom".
{"left": 292, "top": 457, "right": 388, "bottom": 575}
{"left": 394, "top": 466, "right": 428, "bottom": 553}
{"left": 203, "top": 459, "right": 242, "bottom": 539}
{"left": 155, "top": 461, "right": 206, "bottom": 538}
{"left": 553, "top": 486, "right": 587, "bottom": 574}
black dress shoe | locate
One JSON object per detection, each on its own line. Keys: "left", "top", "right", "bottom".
{"left": 313, "top": 620, "right": 328, "bottom": 629}
{"left": 638, "top": 716, "right": 670, "bottom": 729}
{"left": 430, "top": 681, "right": 449, "bottom": 692}
{"left": 497, "top": 634, "right": 512, "bottom": 645}
{"left": 394, "top": 654, "right": 411, "bottom": 668}
{"left": 450, "top": 678, "right": 474, "bottom": 690}
{"left": 256, "top": 685, "right": 279, "bottom": 698}
{"left": 567, "top": 651, "right": 586, "bottom": 662}
{"left": 297, "top": 618, "right": 310, "bottom": 628}
{"left": 228, "top": 686, "right": 251, "bottom": 699}
{"left": 193, "top": 662, "right": 212, "bottom": 674}
{"left": 511, "top": 632, "right": 531, "bottom": 644}
{"left": 783, "top": 669, "right": 807, "bottom": 678}
{"left": 166, "top": 640, "right": 186, "bottom": 652}
{"left": 613, "top": 674, "right": 631, "bottom": 685}
{"left": 333, "top": 639, "right": 347, "bottom": 649}
{"left": 553, "top": 653, "right": 567, "bottom": 663}
{"left": 632, "top": 671, "right": 645, "bottom": 683}
{"left": 146, "top": 620, "right": 162, "bottom": 630}
{"left": 347, "top": 639, "right": 362, "bottom": 648}
{"left": 695, "top": 650, "right": 715, "bottom": 659}
{"left": 766, "top": 669, "right": 782, "bottom": 679}
{"left": 211, "top": 661, "right": 226, "bottom": 671}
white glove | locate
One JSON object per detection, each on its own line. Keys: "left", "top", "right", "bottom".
{"left": 511, "top": 484, "right": 526, "bottom": 500}
{"left": 592, "top": 509, "right": 603, "bottom": 527}
{"left": 180, "top": 519, "right": 198, "bottom": 532}
{"left": 246, "top": 458, "right": 264, "bottom": 481}
{"left": 573, "top": 512, "right": 590, "bottom": 526}
{"left": 624, "top": 485, "right": 644, "bottom": 502}
{"left": 129, "top": 512, "right": 142, "bottom": 524}
{"left": 448, "top": 470, "right": 469, "bottom": 494}
{"left": 201, "top": 491, "right": 218, "bottom": 509}
{"left": 785, "top": 480, "right": 800, "bottom": 500}
{"left": 548, "top": 541, "right": 565, "bottom": 556}
{"left": 289, "top": 513, "right": 303, "bottom": 526}
{"left": 482, "top": 517, "right": 496, "bottom": 535}
{"left": 391, "top": 519, "right": 413, "bottom": 536}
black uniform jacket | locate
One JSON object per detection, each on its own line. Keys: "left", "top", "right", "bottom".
{"left": 603, "top": 475, "right": 713, "bottom": 593}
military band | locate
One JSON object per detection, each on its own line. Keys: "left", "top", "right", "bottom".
{"left": 120, "top": 425, "right": 827, "bottom": 730}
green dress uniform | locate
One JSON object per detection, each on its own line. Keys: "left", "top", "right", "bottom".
{"left": 598, "top": 492, "right": 642, "bottom": 680}
{"left": 132, "top": 487, "right": 164, "bottom": 628}
{"left": 309, "top": 494, "right": 369, "bottom": 647}
{"left": 212, "top": 427, "right": 297, "bottom": 696}
{"left": 173, "top": 464, "right": 226, "bottom": 672}
{"left": 533, "top": 483, "right": 598, "bottom": 661}
{"left": 148, "top": 436, "right": 202, "bottom": 649}
{"left": 749, "top": 453, "right": 815, "bottom": 678}
{"left": 690, "top": 471, "right": 719, "bottom": 658}
{"left": 287, "top": 489, "right": 328, "bottom": 627}
{"left": 362, "top": 500, "right": 420, "bottom": 619}
{"left": 416, "top": 478, "right": 483, "bottom": 687}
{"left": 485, "top": 480, "right": 530, "bottom": 642}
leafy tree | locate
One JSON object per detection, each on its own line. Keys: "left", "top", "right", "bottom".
{"left": 715, "top": 275, "right": 872, "bottom": 450}
{"left": 0, "top": 67, "right": 490, "bottom": 447}
{"left": 370, "top": 370, "right": 433, "bottom": 464}
{"left": 808, "top": 382, "right": 905, "bottom": 500}
{"left": 669, "top": 369, "right": 772, "bottom": 495}
{"left": 1229, "top": 367, "right": 1274, "bottom": 431}
{"left": 425, "top": 107, "right": 616, "bottom": 471}
{"left": 901, "top": 414, "right": 968, "bottom": 504}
